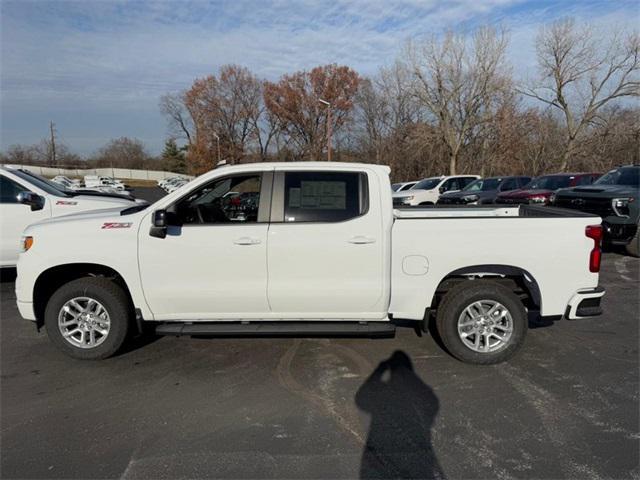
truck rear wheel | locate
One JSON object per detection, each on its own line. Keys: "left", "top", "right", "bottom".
{"left": 44, "top": 277, "right": 131, "bottom": 360}
{"left": 435, "top": 280, "right": 527, "bottom": 364}
{"left": 625, "top": 224, "right": 639, "bottom": 257}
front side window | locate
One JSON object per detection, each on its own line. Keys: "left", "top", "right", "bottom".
{"left": 0, "top": 175, "right": 28, "bottom": 204}
{"left": 283, "top": 171, "right": 367, "bottom": 223}
{"left": 174, "top": 174, "right": 262, "bottom": 224}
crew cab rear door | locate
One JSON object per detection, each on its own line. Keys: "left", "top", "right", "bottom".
{"left": 267, "top": 168, "right": 386, "bottom": 318}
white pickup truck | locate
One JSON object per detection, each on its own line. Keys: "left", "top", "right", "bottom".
{"left": 16, "top": 162, "right": 605, "bottom": 364}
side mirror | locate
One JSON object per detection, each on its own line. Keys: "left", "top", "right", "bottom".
{"left": 439, "top": 186, "right": 446, "bottom": 194}
{"left": 17, "top": 191, "right": 45, "bottom": 211}
{"left": 149, "top": 209, "right": 167, "bottom": 239}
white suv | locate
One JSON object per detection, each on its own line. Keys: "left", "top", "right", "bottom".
{"left": 392, "top": 175, "right": 480, "bottom": 206}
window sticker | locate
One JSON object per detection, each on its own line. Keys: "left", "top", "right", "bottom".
{"left": 298, "top": 181, "right": 346, "bottom": 210}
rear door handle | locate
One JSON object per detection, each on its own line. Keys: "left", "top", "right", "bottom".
{"left": 234, "top": 237, "right": 261, "bottom": 245}
{"left": 348, "top": 235, "right": 376, "bottom": 244}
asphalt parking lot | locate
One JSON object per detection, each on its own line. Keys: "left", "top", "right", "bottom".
{"left": 1, "top": 188, "right": 638, "bottom": 479}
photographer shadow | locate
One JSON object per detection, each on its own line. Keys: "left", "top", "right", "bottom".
{"left": 355, "top": 351, "right": 445, "bottom": 479}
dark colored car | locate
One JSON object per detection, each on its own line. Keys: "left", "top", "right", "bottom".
{"left": 553, "top": 165, "right": 640, "bottom": 257}
{"left": 437, "top": 176, "right": 532, "bottom": 205}
{"left": 495, "top": 173, "right": 601, "bottom": 205}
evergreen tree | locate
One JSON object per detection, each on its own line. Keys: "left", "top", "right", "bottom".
{"left": 161, "top": 139, "right": 186, "bottom": 173}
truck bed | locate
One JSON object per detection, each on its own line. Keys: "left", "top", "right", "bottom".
{"left": 394, "top": 204, "right": 598, "bottom": 219}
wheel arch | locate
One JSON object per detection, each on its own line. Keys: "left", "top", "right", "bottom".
{"left": 33, "top": 263, "right": 135, "bottom": 328}
{"left": 430, "top": 264, "right": 541, "bottom": 311}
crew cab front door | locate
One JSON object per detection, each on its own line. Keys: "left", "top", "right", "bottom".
{"left": 138, "top": 172, "right": 273, "bottom": 320}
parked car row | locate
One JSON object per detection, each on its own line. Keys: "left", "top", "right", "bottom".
{"left": 0, "top": 165, "right": 146, "bottom": 267}
{"left": 158, "top": 176, "right": 190, "bottom": 193}
{"left": 392, "top": 165, "right": 639, "bottom": 256}
{"left": 50, "top": 174, "right": 130, "bottom": 196}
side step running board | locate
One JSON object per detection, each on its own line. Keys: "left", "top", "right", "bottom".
{"left": 155, "top": 321, "right": 396, "bottom": 338}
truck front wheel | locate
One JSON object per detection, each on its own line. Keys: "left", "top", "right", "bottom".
{"left": 44, "top": 277, "right": 131, "bottom": 360}
{"left": 436, "top": 281, "right": 527, "bottom": 364}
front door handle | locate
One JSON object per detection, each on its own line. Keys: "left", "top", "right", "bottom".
{"left": 234, "top": 237, "right": 261, "bottom": 245}
{"left": 348, "top": 235, "right": 376, "bottom": 244}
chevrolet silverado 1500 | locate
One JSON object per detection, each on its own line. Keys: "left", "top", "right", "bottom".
{"left": 16, "top": 162, "right": 605, "bottom": 364}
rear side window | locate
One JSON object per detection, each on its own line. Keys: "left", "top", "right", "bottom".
{"left": 575, "top": 175, "right": 597, "bottom": 186}
{"left": 460, "top": 177, "right": 477, "bottom": 188}
{"left": 283, "top": 171, "right": 367, "bottom": 222}
{"left": 518, "top": 177, "right": 532, "bottom": 187}
{"left": 500, "top": 178, "right": 519, "bottom": 191}
{"left": 0, "top": 175, "right": 27, "bottom": 204}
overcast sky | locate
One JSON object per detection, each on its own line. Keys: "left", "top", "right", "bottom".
{"left": 1, "top": 0, "right": 638, "bottom": 156}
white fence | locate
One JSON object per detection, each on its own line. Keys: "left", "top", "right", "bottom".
{"left": 7, "top": 165, "right": 191, "bottom": 181}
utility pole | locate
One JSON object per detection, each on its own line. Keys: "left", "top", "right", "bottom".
{"left": 319, "top": 99, "right": 332, "bottom": 161}
{"left": 49, "top": 121, "right": 57, "bottom": 166}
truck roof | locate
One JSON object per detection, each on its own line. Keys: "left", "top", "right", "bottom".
{"left": 214, "top": 161, "right": 391, "bottom": 173}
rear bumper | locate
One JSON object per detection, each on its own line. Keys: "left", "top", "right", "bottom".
{"left": 564, "top": 287, "right": 605, "bottom": 320}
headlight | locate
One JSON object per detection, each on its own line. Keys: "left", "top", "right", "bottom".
{"left": 403, "top": 196, "right": 414, "bottom": 202}
{"left": 612, "top": 197, "right": 634, "bottom": 217}
{"left": 21, "top": 236, "right": 34, "bottom": 252}
{"left": 462, "top": 195, "right": 479, "bottom": 203}
{"left": 529, "top": 196, "right": 548, "bottom": 204}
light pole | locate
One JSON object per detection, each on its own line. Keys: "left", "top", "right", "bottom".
{"left": 213, "top": 132, "right": 221, "bottom": 166}
{"left": 318, "top": 99, "right": 332, "bottom": 161}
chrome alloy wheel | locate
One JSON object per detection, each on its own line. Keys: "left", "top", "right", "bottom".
{"left": 457, "top": 300, "right": 513, "bottom": 353}
{"left": 57, "top": 297, "right": 110, "bottom": 349}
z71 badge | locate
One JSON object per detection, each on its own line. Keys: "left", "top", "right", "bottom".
{"left": 101, "top": 222, "right": 132, "bottom": 229}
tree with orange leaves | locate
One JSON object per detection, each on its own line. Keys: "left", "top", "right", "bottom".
{"left": 184, "top": 65, "right": 262, "bottom": 173}
{"left": 264, "top": 64, "right": 360, "bottom": 160}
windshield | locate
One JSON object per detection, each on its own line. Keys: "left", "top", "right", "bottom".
{"left": 524, "top": 175, "right": 572, "bottom": 190}
{"left": 413, "top": 178, "right": 441, "bottom": 191}
{"left": 594, "top": 168, "right": 640, "bottom": 187}
{"left": 391, "top": 183, "right": 402, "bottom": 192}
{"left": 11, "top": 170, "right": 70, "bottom": 197}
{"left": 463, "top": 178, "right": 501, "bottom": 192}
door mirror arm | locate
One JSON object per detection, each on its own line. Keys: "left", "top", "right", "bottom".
{"left": 17, "top": 191, "right": 45, "bottom": 211}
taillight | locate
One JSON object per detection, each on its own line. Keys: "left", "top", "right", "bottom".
{"left": 585, "top": 225, "right": 603, "bottom": 273}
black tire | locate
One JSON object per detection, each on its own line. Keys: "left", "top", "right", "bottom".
{"left": 625, "top": 224, "right": 640, "bottom": 257}
{"left": 435, "top": 280, "right": 527, "bottom": 365}
{"left": 44, "top": 277, "right": 131, "bottom": 360}
{"left": 419, "top": 201, "right": 435, "bottom": 206}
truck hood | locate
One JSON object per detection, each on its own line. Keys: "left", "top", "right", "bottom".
{"left": 557, "top": 185, "right": 639, "bottom": 197}
{"left": 392, "top": 189, "right": 429, "bottom": 199}
{"left": 30, "top": 205, "right": 145, "bottom": 229}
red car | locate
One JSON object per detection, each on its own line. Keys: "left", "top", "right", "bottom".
{"left": 495, "top": 173, "right": 601, "bottom": 205}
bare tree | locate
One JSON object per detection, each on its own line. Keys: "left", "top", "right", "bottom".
{"left": 159, "top": 92, "right": 194, "bottom": 146}
{"left": 404, "top": 26, "right": 511, "bottom": 175}
{"left": 521, "top": 18, "right": 639, "bottom": 171}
